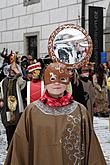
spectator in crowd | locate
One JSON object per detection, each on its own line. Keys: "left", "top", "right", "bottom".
{"left": 27, "top": 55, "right": 33, "bottom": 65}
{"left": 71, "top": 69, "right": 87, "bottom": 107}
{"left": 107, "top": 71, "right": 110, "bottom": 108}
{"left": 3, "top": 51, "right": 23, "bottom": 77}
{"left": 5, "top": 62, "right": 106, "bottom": 165}
{"left": 37, "top": 55, "right": 53, "bottom": 71}
{"left": 0, "top": 48, "right": 10, "bottom": 80}
{"left": 93, "top": 64, "right": 109, "bottom": 117}
{"left": 20, "top": 55, "right": 29, "bottom": 80}
{"left": 105, "top": 62, "right": 110, "bottom": 109}
{"left": 80, "top": 65, "right": 95, "bottom": 122}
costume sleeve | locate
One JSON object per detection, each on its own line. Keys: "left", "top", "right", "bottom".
{"left": 88, "top": 131, "right": 106, "bottom": 165}
{"left": 4, "top": 106, "right": 32, "bottom": 165}
{"left": 83, "top": 108, "right": 106, "bottom": 165}
{"left": 0, "top": 80, "right": 3, "bottom": 99}
{"left": 79, "top": 104, "right": 106, "bottom": 165}
{"left": 17, "top": 76, "right": 26, "bottom": 90}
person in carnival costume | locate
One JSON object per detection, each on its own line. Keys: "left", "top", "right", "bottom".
{"left": 5, "top": 62, "right": 106, "bottom": 165}
{"left": 26, "top": 62, "right": 44, "bottom": 105}
{"left": 0, "top": 61, "right": 26, "bottom": 149}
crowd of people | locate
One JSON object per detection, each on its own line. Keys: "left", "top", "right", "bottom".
{"left": 0, "top": 47, "right": 109, "bottom": 164}
{"left": 0, "top": 49, "right": 52, "bottom": 148}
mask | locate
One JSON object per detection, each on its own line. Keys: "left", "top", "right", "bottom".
{"left": 44, "top": 63, "right": 70, "bottom": 85}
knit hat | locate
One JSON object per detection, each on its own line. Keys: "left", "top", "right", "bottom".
{"left": 27, "top": 62, "right": 41, "bottom": 73}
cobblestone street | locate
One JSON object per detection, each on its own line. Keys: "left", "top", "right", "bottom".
{"left": 0, "top": 116, "right": 110, "bottom": 164}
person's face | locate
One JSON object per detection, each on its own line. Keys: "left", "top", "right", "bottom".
{"left": 9, "top": 55, "right": 14, "bottom": 64}
{"left": 81, "top": 69, "right": 89, "bottom": 77}
{"left": 27, "top": 73, "right": 32, "bottom": 80}
{"left": 28, "top": 55, "right": 33, "bottom": 64}
{"left": 67, "top": 69, "right": 74, "bottom": 79}
{"left": 32, "top": 70, "right": 40, "bottom": 80}
{"left": 29, "top": 59, "right": 33, "bottom": 65}
{"left": 45, "top": 82, "right": 67, "bottom": 98}
{"left": 81, "top": 72, "right": 89, "bottom": 77}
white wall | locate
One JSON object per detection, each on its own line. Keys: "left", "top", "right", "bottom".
{"left": 0, "top": 0, "right": 109, "bottom": 58}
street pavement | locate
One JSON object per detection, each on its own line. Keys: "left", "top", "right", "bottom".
{"left": 93, "top": 116, "right": 110, "bottom": 165}
{"left": 0, "top": 116, "right": 7, "bottom": 165}
{"left": 0, "top": 116, "right": 110, "bottom": 164}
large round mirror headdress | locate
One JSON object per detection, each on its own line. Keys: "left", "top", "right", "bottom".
{"left": 48, "top": 24, "right": 93, "bottom": 68}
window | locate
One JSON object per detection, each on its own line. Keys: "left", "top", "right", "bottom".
{"left": 24, "top": 32, "right": 40, "bottom": 60}
{"left": 24, "top": 0, "right": 40, "bottom": 6}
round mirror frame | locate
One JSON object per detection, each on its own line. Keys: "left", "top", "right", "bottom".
{"left": 48, "top": 24, "right": 93, "bottom": 68}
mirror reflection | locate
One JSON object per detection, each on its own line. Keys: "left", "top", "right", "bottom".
{"left": 53, "top": 28, "right": 89, "bottom": 64}
{"left": 48, "top": 24, "right": 93, "bottom": 68}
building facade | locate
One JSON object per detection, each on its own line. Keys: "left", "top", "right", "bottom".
{"left": 0, "top": 0, "right": 110, "bottom": 61}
